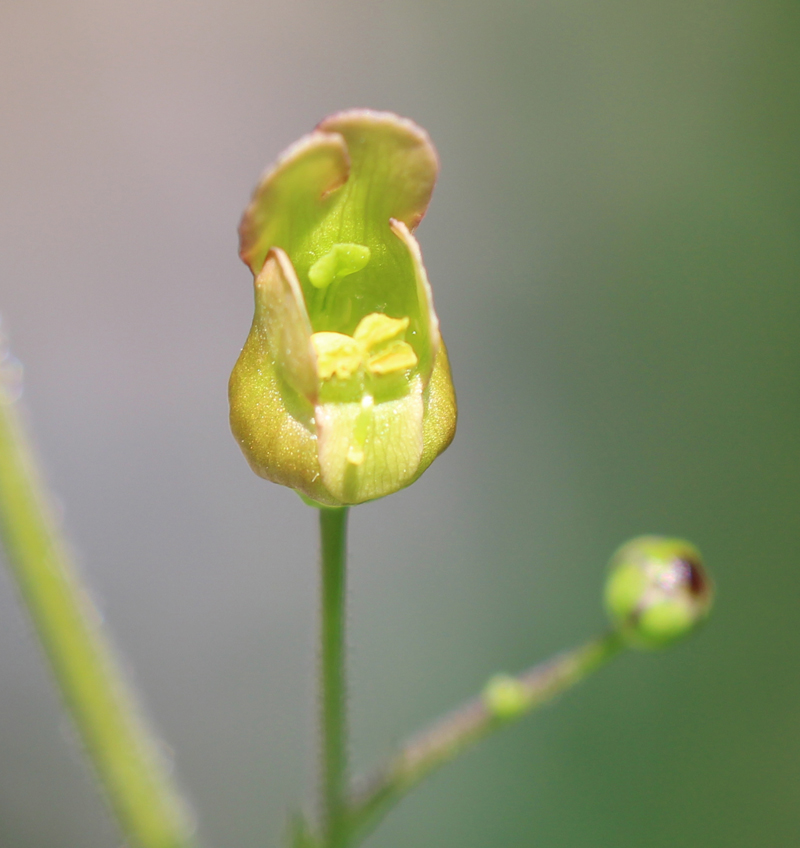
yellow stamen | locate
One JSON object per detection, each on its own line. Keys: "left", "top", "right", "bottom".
{"left": 311, "top": 332, "right": 363, "bottom": 381}
{"left": 367, "top": 342, "right": 418, "bottom": 375}
{"left": 354, "top": 313, "right": 410, "bottom": 349}
{"left": 311, "top": 313, "right": 418, "bottom": 382}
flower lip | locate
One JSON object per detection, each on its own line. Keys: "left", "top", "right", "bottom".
{"left": 239, "top": 109, "right": 439, "bottom": 281}
{"left": 238, "top": 130, "right": 350, "bottom": 277}
{"left": 315, "top": 108, "right": 440, "bottom": 231}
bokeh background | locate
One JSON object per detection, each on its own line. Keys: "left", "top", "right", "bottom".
{"left": 1, "top": 1, "right": 799, "bottom": 846}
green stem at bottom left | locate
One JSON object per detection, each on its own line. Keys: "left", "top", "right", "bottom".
{"left": 0, "top": 389, "right": 195, "bottom": 848}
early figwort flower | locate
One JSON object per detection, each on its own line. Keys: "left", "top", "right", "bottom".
{"left": 229, "top": 110, "right": 456, "bottom": 506}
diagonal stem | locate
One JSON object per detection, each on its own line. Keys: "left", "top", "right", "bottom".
{"left": 318, "top": 506, "right": 350, "bottom": 848}
{"left": 347, "top": 631, "right": 624, "bottom": 844}
{"left": 0, "top": 372, "right": 195, "bottom": 846}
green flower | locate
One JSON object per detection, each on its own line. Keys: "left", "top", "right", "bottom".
{"left": 229, "top": 110, "right": 457, "bottom": 506}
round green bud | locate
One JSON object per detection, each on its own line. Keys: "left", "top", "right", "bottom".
{"left": 604, "top": 536, "right": 713, "bottom": 649}
{"left": 483, "top": 674, "right": 529, "bottom": 720}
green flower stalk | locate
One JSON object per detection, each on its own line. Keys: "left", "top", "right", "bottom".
{"left": 0, "top": 332, "right": 195, "bottom": 848}
{"left": 230, "top": 110, "right": 457, "bottom": 505}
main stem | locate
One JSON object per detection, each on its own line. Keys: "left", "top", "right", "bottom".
{"left": 319, "top": 506, "right": 349, "bottom": 848}
{"left": 0, "top": 393, "right": 194, "bottom": 846}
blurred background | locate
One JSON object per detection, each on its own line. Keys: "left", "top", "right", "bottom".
{"left": 1, "top": 1, "right": 799, "bottom": 846}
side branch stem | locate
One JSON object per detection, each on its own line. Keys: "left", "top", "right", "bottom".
{"left": 0, "top": 394, "right": 194, "bottom": 847}
{"left": 319, "top": 507, "right": 350, "bottom": 848}
{"left": 348, "top": 631, "right": 624, "bottom": 842}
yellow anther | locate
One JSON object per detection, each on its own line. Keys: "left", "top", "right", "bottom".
{"left": 367, "top": 342, "right": 418, "bottom": 375}
{"left": 354, "top": 313, "right": 410, "bottom": 350}
{"left": 311, "top": 332, "right": 363, "bottom": 381}
{"left": 311, "top": 314, "right": 417, "bottom": 382}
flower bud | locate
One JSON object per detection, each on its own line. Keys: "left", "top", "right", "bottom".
{"left": 604, "top": 536, "right": 713, "bottom": 649}
{"left": 483, "top": 674, "right": 529, "bottom": 720}
{"left": 229, "top": 110, "right": 456, "bottom": 506}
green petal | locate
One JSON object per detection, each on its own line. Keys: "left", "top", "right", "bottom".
{"left": 416, "top": 341, "right": 457, "bottom": 477}
{"left": 389, "top": 219, "right": 440, "bottom": 382}
{"left": 239, "top": 131, "right": 350, "bottom": 277}
{"left": 316, "top": 383, "right": 425, "bottom": 504}
{"left": 229, "top": 321, "right": 327, "bottom": 502}
{"left": 316, "top": 110, "right": 438, "bottom": 233}
{"left": 256, "top": 248, "right": 318, "bottom": 403}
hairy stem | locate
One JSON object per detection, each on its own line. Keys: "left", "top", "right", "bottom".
{"left": 0, "top": 387, "right": 194, "bottom": 845}
{"left": 347, "top": 631, "right": 624, "bottom": 843}
{"left": 319, "top": 507, "right": 350, "bottom": 848}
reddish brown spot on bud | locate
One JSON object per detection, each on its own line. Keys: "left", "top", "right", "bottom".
{"left": 678, "top": 558, "right": 708, "bottom": 598}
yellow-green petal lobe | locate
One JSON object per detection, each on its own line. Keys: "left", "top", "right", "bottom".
{"left": 316, "top": 384, "right": 425, "bottom": 504}
{"left": 229, "top": 312, "right": 331, "bottom": 504}
{"left": 390, "top": 218, "right": 440, "bottom": 382}
{"left": 317, "top": 109, "right": 438, "bottom": 232}
{"left": 239, "top": 131, "right": 350, "bottom": 276}
{"left": 416, "top": 341, "right": 457, "bottom": 478}
{"left": 257, "top": 248, "right": 318, "bottom": 403}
